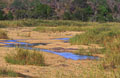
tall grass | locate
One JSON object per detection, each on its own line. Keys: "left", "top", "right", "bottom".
{"left": 33, "top": 26, "right": 85, "bottom": 32}
{"left": 0, "top": 67, "right": 33, "bottom": 77}
{"left": 70, "top": 25, "right": 120, "bottom": 70}
{"left": 68, "top": 25, "right": 120, "bottom": 78}
{"left": 5, "top": 48, "right": 45, "bottom": 66}
{"left": 1, "top": 19, "right": 120, "bottom": 28}
{"left": 102, "top": 38, "right": 120, "bottom": 69}
{"left": 0, "top": 68, "right": 18, "bottom": 77}
{"left": 70, "top": 26, "right": 120, "bottom": 45}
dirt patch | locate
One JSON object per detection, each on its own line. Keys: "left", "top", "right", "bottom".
{"left": 50, "top": 47, "right": 78, "bottom": 53}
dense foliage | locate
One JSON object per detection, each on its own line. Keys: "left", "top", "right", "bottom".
{"left": 0, "top": 0, "right": 120, "bottom": 22}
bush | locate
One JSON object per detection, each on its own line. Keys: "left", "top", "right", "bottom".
{"left": 6, "top": 11, "right": 14, "bottom": 20}
{"left": 5, "top": 48, "right": 45, "bottom": 66}
{"left": 0, "top": 10, "right": 4, "bottom": 20}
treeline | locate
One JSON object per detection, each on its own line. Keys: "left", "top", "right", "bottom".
{"left": 0, "top": 0, "right": 120, "bottom": 22}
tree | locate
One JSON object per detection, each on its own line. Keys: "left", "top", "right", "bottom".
{"left": 96, "top": 5, "right": 113, "bottom": 22}
{"left": 33, "top": 3, "right": 54, "bottom": 19}
{"left": 0, "top": 10, "right": 4, "bottom": 20}
{"left": 63, "top": 11, "right": 72, "bottom": 20}
{"left": 11, "top": 0, "right": 25, "bottom": 9}
{"left": 0, "top": 1, "right": 7, "bottom": 9}
{"left": 7, "top": 11, "right": 14, "bottom": 20}
{"left": 72, "top": 0, "right": 88, "bottom": 8}
{"left": 15, "top": 10, "right": 27, "bottom": 19}
{"left": 70, "top": 0, "right": 93, "bottom": 21}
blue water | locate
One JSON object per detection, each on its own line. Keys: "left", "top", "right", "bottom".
{"left": 54, "top": 38, "right": 70, "bottom": 41}
{"left": 0, "top": 39, "right": 98, "bottom": 60}
{"left": 53, "top": 38, "right": 70, "bottom": 43}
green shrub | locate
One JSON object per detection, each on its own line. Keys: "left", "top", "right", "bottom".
{"left": 5, "top": 48, "right": 45, "bottom": 66}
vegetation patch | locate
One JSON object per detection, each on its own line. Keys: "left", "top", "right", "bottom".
{"left": 0, "top": 30, "right": 8, "bottom": 39}
{"left": 75, "top": 48, "right": 105, "bottom": 56}
{"left": 70, "top": 26, "right": 120, "bottom": 45}
{"left": 70, "top": 25, "right": 120, "bottom": 72}
{"left": 0, "top": 68, "right": 18, "bottom": 77}
{"left": 0, "top": 20, "right": 120, "bottom": 28}
{"left": 33, "top": 26, "right": 84, "bottom": 32}
{"left": 5, "top": 48, "right": 45, "bottom": 66}
{"left": 0, "top": 68, "right": 31, "bottom": 77}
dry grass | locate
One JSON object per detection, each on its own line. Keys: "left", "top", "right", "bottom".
{"left": 0, "top": 20, "right": 120, "bottom": 78}
{"left": 0, "top": 30, "right": 8, "bottom": 39}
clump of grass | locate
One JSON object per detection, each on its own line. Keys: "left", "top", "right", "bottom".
{"left": 5, "top": 48, "right": 45, "bottom": 66}
{"left": 0, "top": 30, "right": 8, "bottom": 39}
{"left": 0, "top": 68, "right": 18, "bottom": 77}
{"left": 0, "top": 67, "right": 32, "bottom": 77}
{"left": 0, "top": 24, "right": 6, "bottom": 28}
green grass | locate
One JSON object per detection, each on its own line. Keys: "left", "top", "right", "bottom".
{"left": 0, "top": 68, "right": 18, "bottom": 77}
{"left": 33, "top": 26, "right": 86, "bottom": 32}
{"left": 102, "top": 38, "right": 120, "bottom": 69}
{"left": 70, "top": 26, "right": 120, "bottom": 45}
{"left": 0, "top": 68, "right": 29, "bottom": 77}
{"left": 1, "top": 19, "right": 120, "bottom": 28}
{"left": 5, "top": 48, "right": 45, "bottom": 66}
{"left": 0, "top": 68, "right": 32, "bottom": 77}
{"left": 69, "top": 25, "right": 120, "bottom": 71}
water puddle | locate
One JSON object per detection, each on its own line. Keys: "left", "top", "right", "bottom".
{"left": 0, "top": 39, "right": 98, "bottom": 60}
{"left": 53, "top": 38, "right": 70, "bottom": 43}
{"left": 54, "top": 38, "right": 70, "bottom": 41}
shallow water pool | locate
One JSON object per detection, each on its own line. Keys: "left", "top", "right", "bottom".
{"left": 0, "top": 39, "right": 98, "bottom": 60}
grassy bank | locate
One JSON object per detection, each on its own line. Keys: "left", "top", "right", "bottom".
{"left": 70, "top": 26, "right": 120, "bottom": 45}
{"left": 69, "top": 25, "right": 120, "bottom": 77}
{"left": 0, "top": 19, "right": 120, "bottom": 28}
